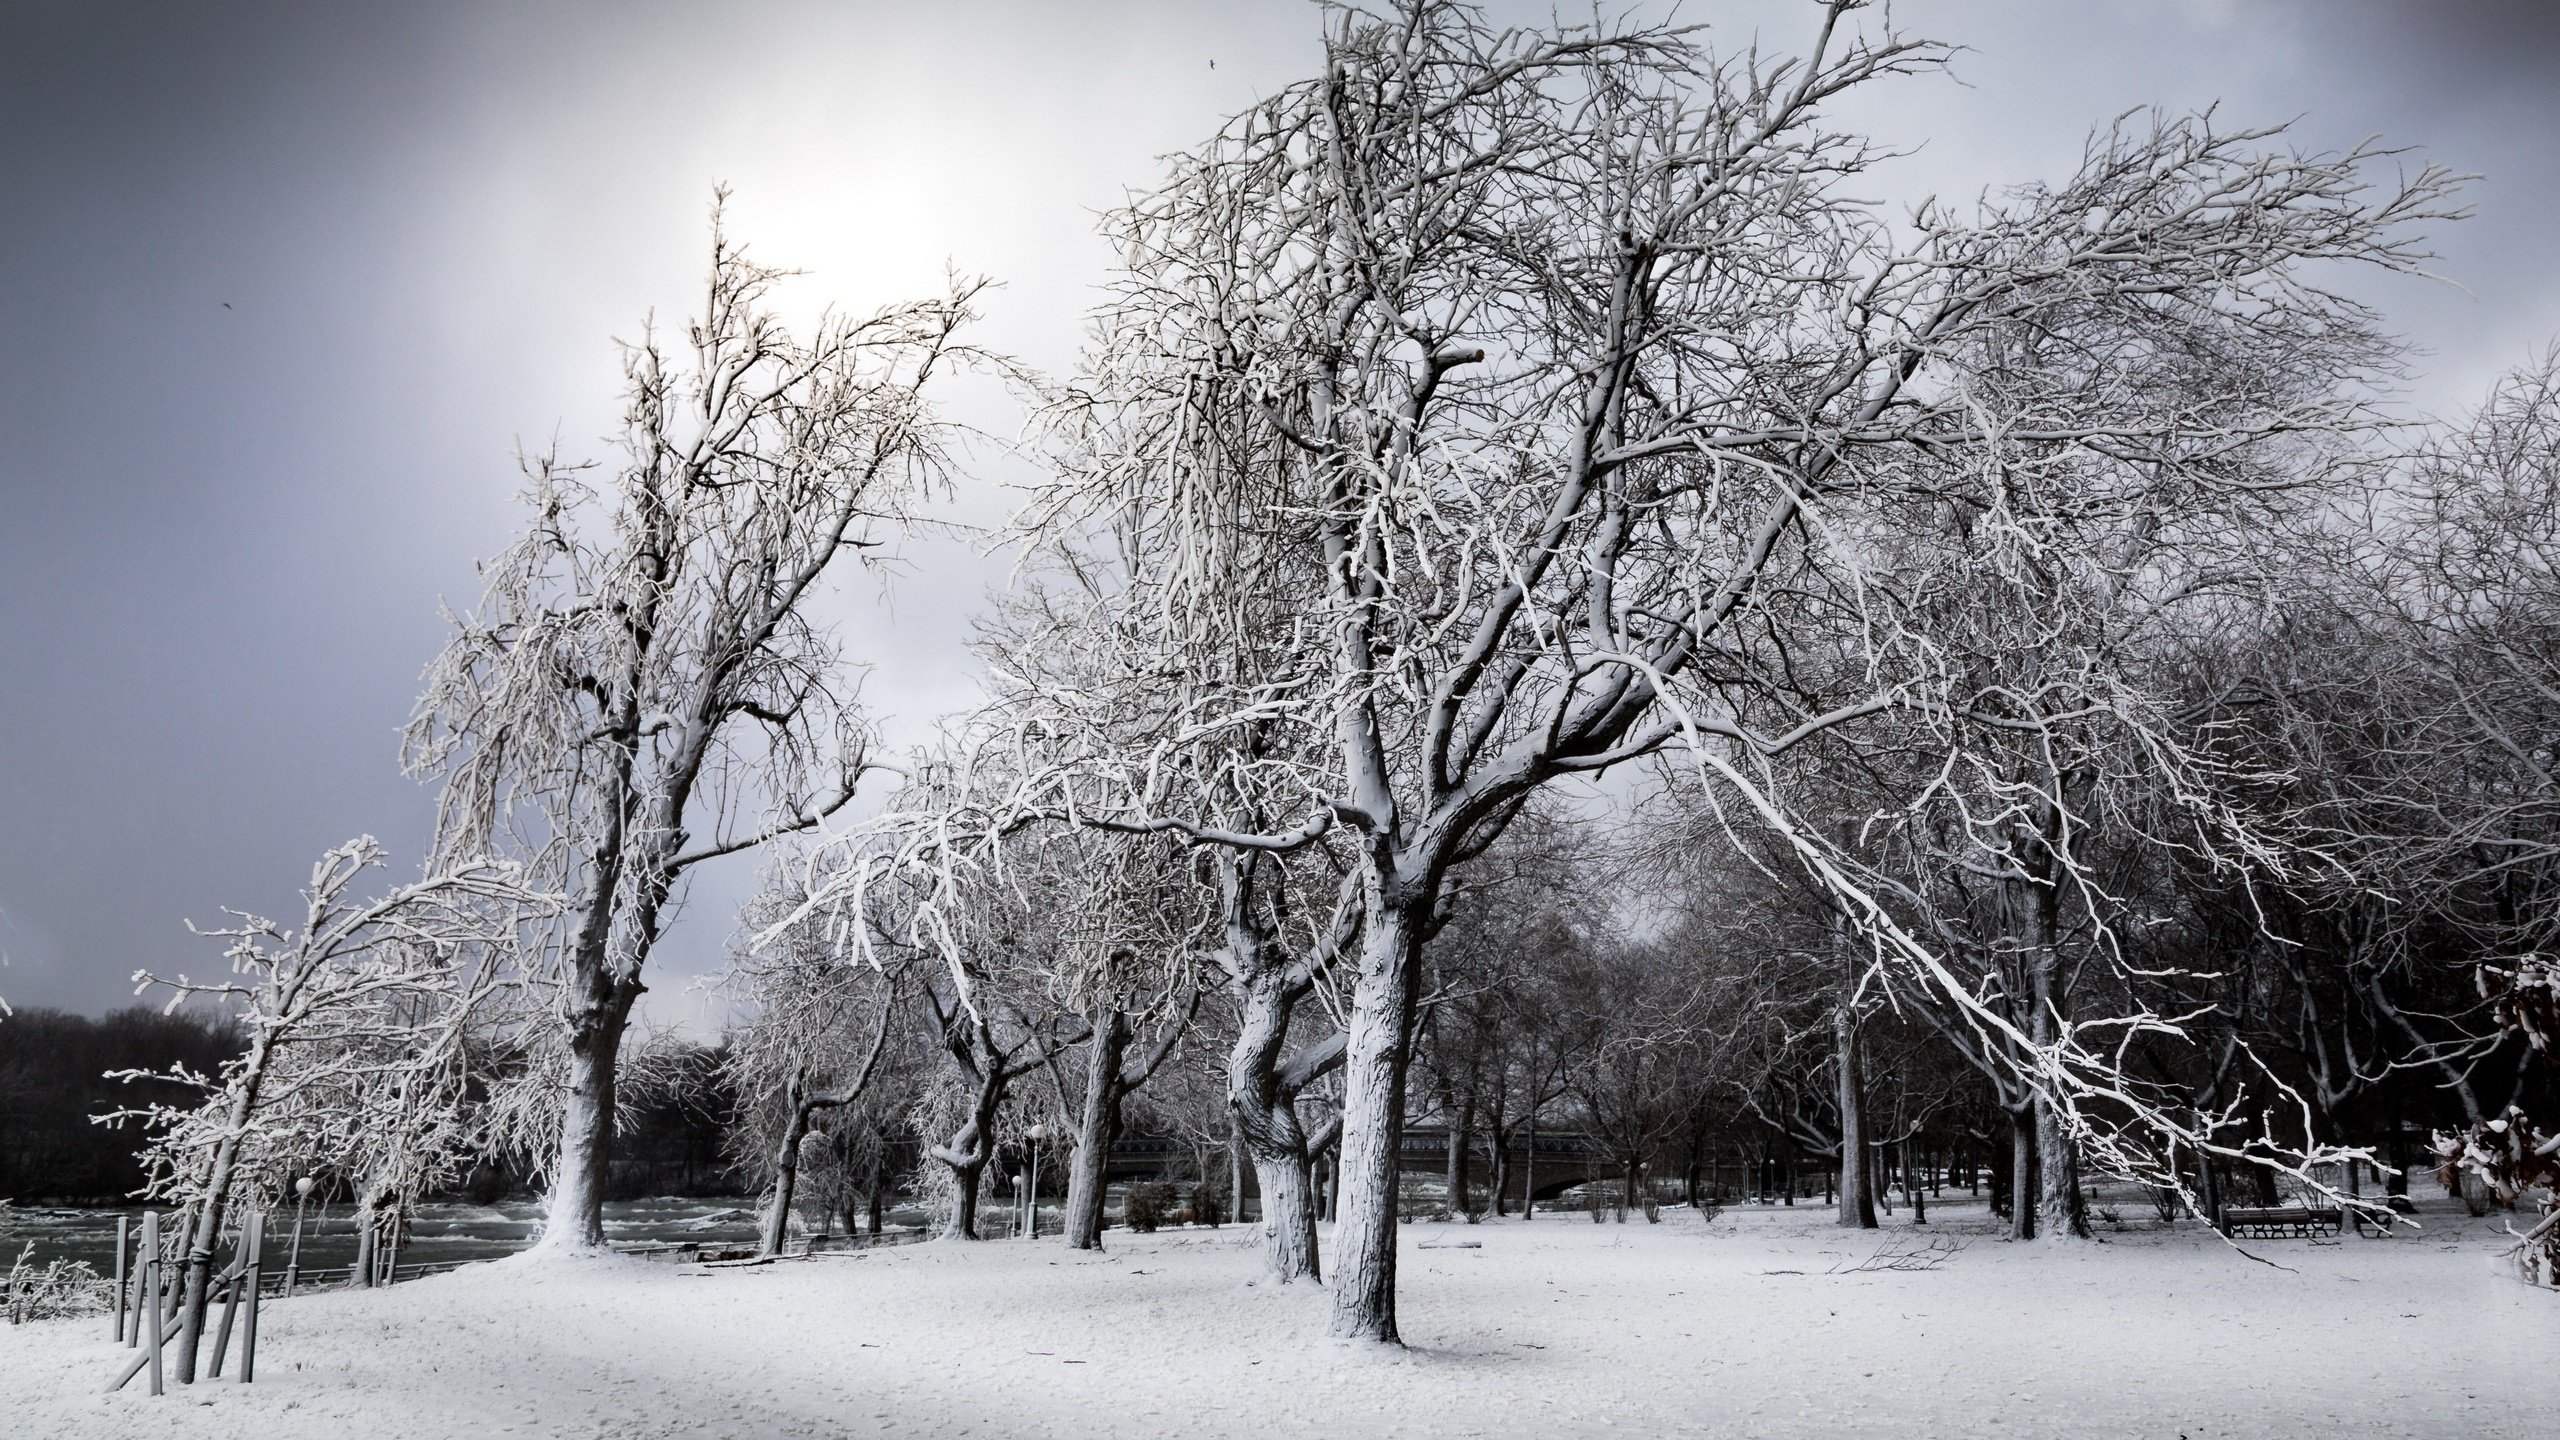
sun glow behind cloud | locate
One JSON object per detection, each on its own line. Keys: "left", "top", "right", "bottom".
{"left": 3, "top": 0, "right": 2555, "bottom": 1027}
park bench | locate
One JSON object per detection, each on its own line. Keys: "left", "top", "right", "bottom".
{"left": 2219, "top": 1205, "right": 2343, "bottom": 1238}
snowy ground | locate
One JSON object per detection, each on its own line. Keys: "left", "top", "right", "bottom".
{"left": 5, "top": 1197, "right": 2550, "bottom": 1438}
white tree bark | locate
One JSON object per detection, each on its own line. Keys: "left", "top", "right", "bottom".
{"left": 1329, "top": 899, "right": 1424, "bottom": 1341}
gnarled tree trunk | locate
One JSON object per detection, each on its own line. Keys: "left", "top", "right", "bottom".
{"left": 1065, "top": 986, "right": 1193, "bottom": 1250}
{"left": 1329, "top": 896, "right": 1425, "bottom": 1342}
{"left": 540, "top": 985, "right": 638, "bottom": 1252}
{"left": 1064, "top": 1013, "right": 1131, "bottom": 1250}
{"left": 760, "top": 1082, "right": 817, "bottom": 1258}
{"left": 1220, "top": 858, "right": 1349, "bottom": 1283}
{"left": 932, "top": 1060, "right": 1007, "bottom": 1241}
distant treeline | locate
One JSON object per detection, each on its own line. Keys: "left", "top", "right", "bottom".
{"left": 0, "top": 1008, "right": 746, "bottom": 1206}
{"left": 0, "top": 1006, "right": 242, "bottom": 1204}
{"left": 613, "top": 1044, "right": 743, "bottom": 1200}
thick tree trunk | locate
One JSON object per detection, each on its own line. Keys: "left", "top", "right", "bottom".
{"left": 1225, "top": 944, "right": 1339, "bottom": 1284}
{"left": 934, "top": 1064, "right": 1008, "bottom": 1241}
{"left": 351, "top": 1205, "right": 378, "bottom": 1289}
{"left": 1521, "top": 1116, "right": 1537, "bottom": 1219}
{"left": 536, "top": 980, "right": 639, "bottom": 1254}
{"left": 1328, "top": 899, "right": 1423, "bottom": 1343}
{"left": 1253, "top": 1152, "right": 1321, "bottom": 1280}
{"left": 2251, "top": 1159, "right": 2281, "bottom": 1206}
{"left": 1063, "top": 1111, "right": 1118, "bottom": 1248}
{"left": 2020, "top": 817, "right": 2089, "bottom": 1243}
{"left": 2009, "top": 1109, "right": 2038, "bottom": 1241}
{"left": 347, "top": 1177, "right": 391, "bottom": 1289}
{"left": 1836, "top": 1005, "right": 1877, "bottom": 1229}
{"left": 2032, "top": 1097, "right": 2089, "bottom": 1240}
{"left": 1066, "top": 1014, "right": 1131, "bottom": 1250}
{"left": 947, "top": 1162, "right": 986, "bottom": 1240}
{"left": 174, "top": 1036, "right": 275, "bottom": 1382}
{"left": 1443, "top": 1112, "right": 1469, "bottom": 1218}
{"left": 760, "top": 1091, "right": 815, "bottom": 1258}
{"left": 1235, "top": 1097, "right": 1325, "bottom": 1279}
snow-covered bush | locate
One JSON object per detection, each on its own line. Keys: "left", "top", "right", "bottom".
{"left": 2437, "top": 1107, "right": 2559, "bottom": 1287}
{"left": 105, "top": 838, "right": 552, "bottom": 1374}
{"left": 4, "top": 1244, "right": 111, "bottom": 1323}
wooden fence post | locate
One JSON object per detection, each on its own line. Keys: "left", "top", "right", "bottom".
{"left": 208, "top": 1262, "right": 240, "bottom": 1377}
{"left": 239, "top": 1212, "right": 264, "bottom": 1384}
{"left": 112, "top": 1214, "right": 128, "bottom": 1343}
{"left": 141, "top": 1211, "right": 163, "bottom": 1396}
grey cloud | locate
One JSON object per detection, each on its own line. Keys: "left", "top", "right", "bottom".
{"left": 4, "top": 1, "right": 2554, "bottom": 1024}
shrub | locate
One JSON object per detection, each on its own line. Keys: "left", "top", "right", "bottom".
{"left": 1123, "top": 1183, "right": 1172, "bottom": 1233}
{"left": 1190, "top": 1183, "right": 1225, "bottom": 1228}
{"left": 5, "top": 1244, "right": 112, "bottom": 1324}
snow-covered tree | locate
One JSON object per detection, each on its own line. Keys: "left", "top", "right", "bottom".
{"left": 404, "top": 202, "right": 982, "bottom": 1253}
{"left": 1009, "top": 0, "right": 2451, "bottom": 1340}
{"left": 720, "top": 882, "right": 910, "bottom": 1258}
{"left": 1045, "top": 833, "right": 1201, "bottom": 1252}
{"left": 111, "top": 838, "right": 547, "bottom": 1380}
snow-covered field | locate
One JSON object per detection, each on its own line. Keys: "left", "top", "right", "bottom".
{"left": 6, "top": 1199, "right": 2550, "bottom": 1438}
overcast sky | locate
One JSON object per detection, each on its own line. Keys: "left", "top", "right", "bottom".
{"left": 5, "top": 0, "right": 2558, "bottom": 1031}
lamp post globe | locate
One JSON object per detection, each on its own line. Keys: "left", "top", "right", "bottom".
{"left": 285, "top": 1176, "right": 315, "bottom": 1296}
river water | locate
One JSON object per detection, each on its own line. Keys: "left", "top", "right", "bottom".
{"left": 5, "top": 1196, "right": 945, "bottom": 1275}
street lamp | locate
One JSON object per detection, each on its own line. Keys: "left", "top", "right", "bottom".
{"left": 1023, "top": 1125, "right": 1050, "bottom": 1238}
{"left": 284, "top": 1176, "right": 315, "bottom": 1297}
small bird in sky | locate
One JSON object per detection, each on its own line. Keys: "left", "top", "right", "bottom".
{"left": 221, "top": 302, "right": 232, "bottom": 310}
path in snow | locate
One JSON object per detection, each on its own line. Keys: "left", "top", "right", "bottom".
{"left": 3, "top": 1197, "right": 2548, "bottom": 1438}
